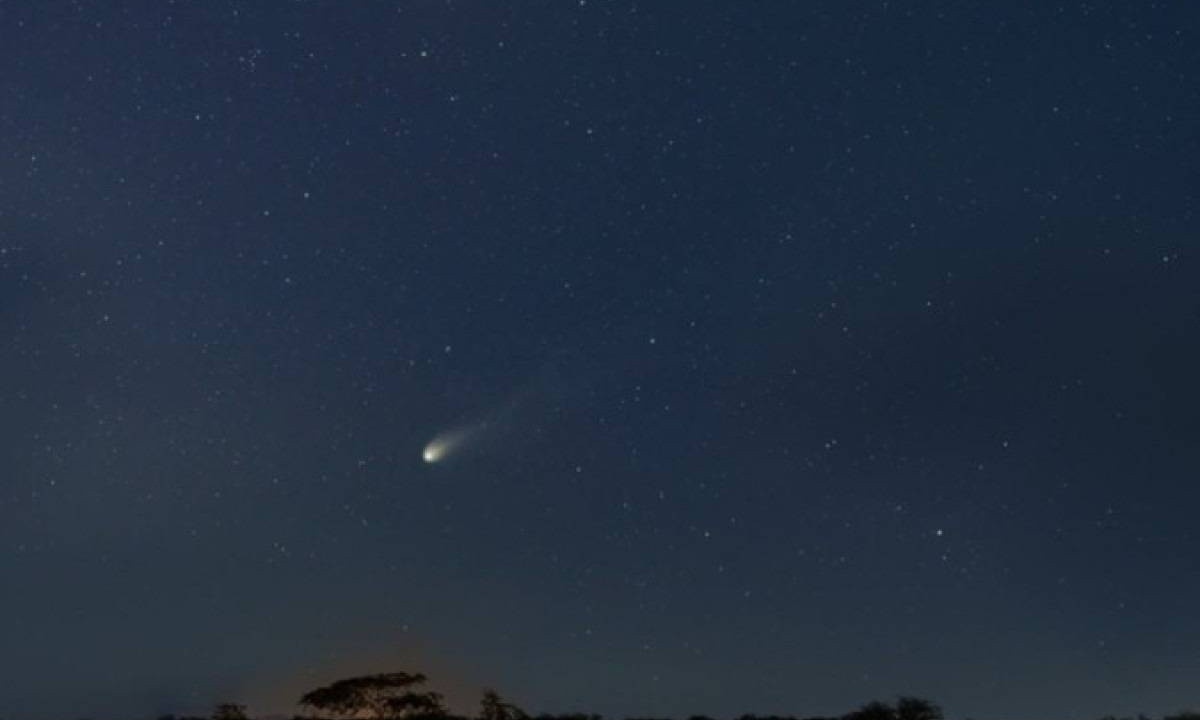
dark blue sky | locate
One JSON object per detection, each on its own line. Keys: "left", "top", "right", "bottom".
{"left": 2, "top": 3, "right": 1198, "bottom": 719}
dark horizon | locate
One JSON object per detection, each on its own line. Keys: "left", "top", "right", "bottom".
{"left": 44, "top": 676, "right": 1200, "bottom": 720}
{"left": 2, "top": 2, "right": 1198, "bottom": 720}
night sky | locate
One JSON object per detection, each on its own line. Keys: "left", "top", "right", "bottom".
{"left": 2, "top": 3, "right": 1199, "bottom": 720}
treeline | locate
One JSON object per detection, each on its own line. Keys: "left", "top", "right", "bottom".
{"left": 148, "top": 669, "right": 1199, "bottom": 720}
{"left": 1098, "top": 715, "right": 1200, "bottom": 720}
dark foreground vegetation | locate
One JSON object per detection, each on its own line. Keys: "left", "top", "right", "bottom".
{"left": 147, "top": 669, "right": 1199, "bottom": 720}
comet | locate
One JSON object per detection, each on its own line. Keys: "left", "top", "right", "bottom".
{"left": 421, "top": 367, "right": 570, "bottom": 466}
{"left": 421, "top": 425, "right": 479, "bottom": 464}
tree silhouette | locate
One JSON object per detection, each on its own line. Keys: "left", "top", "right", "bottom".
{"left": 480, "top": 689, "right": 527, "bottom": 720}
{"left": 213, "top": 704, "right": 248, "bottom": 720}
{"left": 843, "top": 698, "right": 941, "bottom": 720}
{"left": 844, "top": 701, "right": 896, "bottom": 720}
{"left": 300, "top": 671, "right": 447, "bottom": 720}
{"left": 895, "top": 698, "right": 941, "bottom": 720}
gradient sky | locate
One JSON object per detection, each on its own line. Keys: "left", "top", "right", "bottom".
{"left": 2, "top": 3, "right": 1198, "bottom": 720}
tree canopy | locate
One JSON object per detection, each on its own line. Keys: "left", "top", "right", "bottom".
{"left": 481, "top": 689, "right": 527, "bottom": 720}
{"left": 299, "top": 672, "right": 446, "bottom": 720}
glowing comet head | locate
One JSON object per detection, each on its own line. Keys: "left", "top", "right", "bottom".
{"left": 421, "top": 426, "right": 474, "bottom": 464}
{"left": 422, "top": 441, "right": 446, "bottom": 464}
